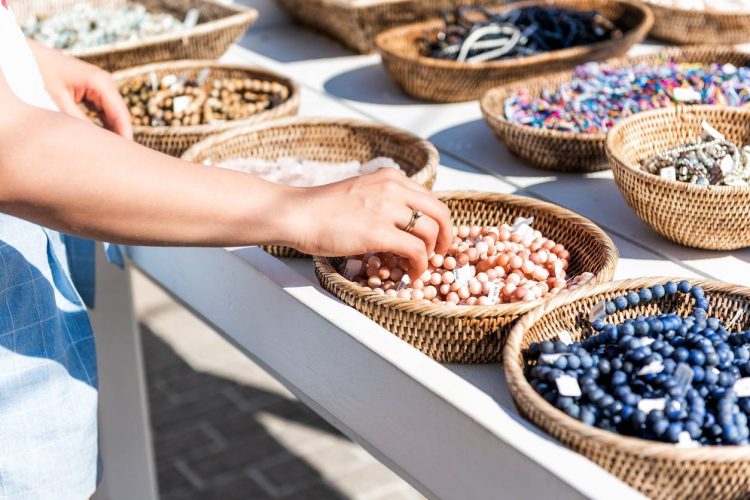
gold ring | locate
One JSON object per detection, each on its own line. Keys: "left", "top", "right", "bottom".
{"left": 403, "top": 210, "right": 423, "bottom": 234}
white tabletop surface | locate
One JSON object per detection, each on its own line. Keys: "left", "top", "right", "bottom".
{"left": 128, "top": 4, "right": 750, "bottom": 499}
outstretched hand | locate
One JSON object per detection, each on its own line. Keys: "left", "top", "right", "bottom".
{"left": 28, "top": 40, "right": 132, "bottom": 139}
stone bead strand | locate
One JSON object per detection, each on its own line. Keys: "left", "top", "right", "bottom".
{"left": 340, "top": 222, "right": 595, "bottom": 306}
{"left": 525, "top": 281, "right": 750, "bottom": 446}
{"left": 119, "top": 73, "right": 289, "bottom": 127}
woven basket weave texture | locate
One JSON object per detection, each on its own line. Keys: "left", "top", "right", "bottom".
{"left": 14, "top": 0, "right": 257, "bottom": 71}
{"left": 606, "top": 105, "right": 750, "bottom": 251}
{"left": 505, "top": 277, "right": 750, "bottom": 500}
{"left": 181, "top": 117, "right": 439, "bottom": 258}
{"left": 314, "top": 191, "right": 618, "bottom": 363}
{"left": 481, "top": 46, "right": 750, "bottom": 173}
{"left": 376, "top": 0, "right": 653, "bottom": 103}
{"left": 645, "top": 0, "right": 750, "bottom": 45}
{"left": 112, "top": 60, "right": 300, "bottom": 158}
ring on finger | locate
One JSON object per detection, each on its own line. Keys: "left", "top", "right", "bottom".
{"left": 402, "top": 210, "right": 423, "bottom": 234}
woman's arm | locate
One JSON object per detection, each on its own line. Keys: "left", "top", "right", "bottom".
{"left": 0, "top": 75, "right": 451, "bottom": 277}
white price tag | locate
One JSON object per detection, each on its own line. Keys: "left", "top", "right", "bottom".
{"left": 638, "top": 398, "right": 666, "bottom": 413}
{"left": 640, "top": 337, "right": 656, "bottom": 347}
{"left": 557, "top": 330, "right": 573, "bottom": 345}
{"left": 659, "top": 167, "right": 676, "bottom": 181}
{"left": 172, "top": 95, "right": 191, "bottom": 114}
{"left": 555, "top": 375, "right": 581, "bottom": 398}
{"left": 487, "top": 282, "right": 501, "bottom": 305}
{"left": 341, "top": 259, "right": 363, "bottom": 281}
{"left": 395, "top": 275, "right": 411, "bottom": 292}
{"left": 734, "top": 377, "right": 750, "bottom": 397}
{"left": 183, "top": 8, "right": 200, "bottom": 28}
{"left": 637, "top": 360, "right": 664, "bottom": 376}
{"left": 673, "top": 87, "right": 701, "bottom": 102}
{"left": 675, "top": 363, "right": 695, "bottom": 397}
{"left": 149, "top": 71, "right": 159, "bottom": 91}
{"left": 588, "top": 300, "right": 606, "bottom": 323}
{"left": 162, "top": 74, "right": 178, "bottom": 88}
{"left": 540, "top": 353, "right": 567, "bottom": 364}
{"left": 554, "top": 260, "right": 564, "bottom": 278}
{"left": 677, "top": 431, "right": 699, "bottom": 448}
{"left": 702, "top": 120, "right": 726, "bottom": 141}
{"left": 454, "top": 265, "right": 472, "bottom": 288}
{"left": 196, "top": 68, "right": 211, "bottom": 86}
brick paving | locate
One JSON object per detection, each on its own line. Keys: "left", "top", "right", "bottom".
{"left": 133, "top": 270, "right": 423, "bottom": 500}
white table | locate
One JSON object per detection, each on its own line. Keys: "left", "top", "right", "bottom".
{"left": 94, "top": 3, "right": 750, "bottom": 499}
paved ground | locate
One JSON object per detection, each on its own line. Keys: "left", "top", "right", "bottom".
{"left": 132, "top": 270, "right": 423, "bottom": 500}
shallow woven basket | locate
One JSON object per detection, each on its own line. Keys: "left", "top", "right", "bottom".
{"left": 112, "top": 60, "right": 299, "bottom": 157}
{"left": 481, "top": 46, "right": 750, "bottom": 173}
{"left": 505, "top": 277, "right": 750, "bottom": 500}
{"left": 14, "top": 0, "right": 258, "bottom": 72}
{"left": 376, "top": 0, "right": 652, "bottom": 103}
{"left": 314, "top": 191, "right": 618, "bottom": 363}
{"left": 606, "top": 106, "right": 750, "bottom": 251}
{"left": 181, "top": 117, "right": 439, "bottom": 258}
{"left": 275, "top": 0, "right": 501, "bottom": 54}
{"left": 646, "top": 1, "right": 750, "bottom": 45}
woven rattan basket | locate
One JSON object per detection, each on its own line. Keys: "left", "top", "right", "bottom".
{"left": 606, "top": 106, "right": 750, "bottom": 251}
{"left": 505, "top": 277, "right": 750, "bottom": 499}
{"left": 14, "top": 0, "right": 258, "bottom": 72}
{"left": 181, "top": 117, "right": 439, "bottom": 258}
{"left": 376, "top": 0, "right": 652, "bottom": 103}
{"left": 275, "top": 0, "right": 502, "bottom": 54}
{"left": 112, "top": 60, "right": 299, "bottom": 157}
{"left": 481, "top": 46, "right": 750, "bottom": 173}
{"left": 314, "top": 191, "right": 618, "bottom": 363}
{"left": 646, "top": 1, "right": 750, "bottom": 45}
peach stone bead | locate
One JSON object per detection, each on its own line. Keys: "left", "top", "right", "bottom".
{"left": 390, "top": 268, "right": 404, "bottom": 282}
{"left": 430, "top": 254, "right": 444, "bottom": 268}
{"left": 522, "top": 260, "right": 535, "bottom": 275}
{"left": 478, "top": 296, "right": 493, "bottom": 306}
{"left": 397, "top": 289, "right": 411, "bottom": 300}
{"left": 412, "top": 289, "right": 425, "bottom": 301}
{"left": 466, "top": 248, "right": 479, "bottom": 262}
{"left": 476, "top": 272, "right": 489, "bottom": 283}
{"left": 465, "top": 297, "right": 478, "bottom": 306}
{"left": 373, "top": 288, "right": 385, "bottom": 295}
{"left": 509, "top": 255, "right": 523, "bottom": 269}
{"left": 469, "top": 225, "right": 481, "bottom": 239}
{"left": 543, "top": 240, "right": 556, "bottom": 250}
{"left": 533, "top": 267, "right": 549, "bottom": 282}
{"left": 446, "top": 292, "right": 460, "bottom": 304}
{"left": 378, "top": 267, "right": 391, "bottom": 280}
{"left": 457, "top": 225, "right": 470, "bottom": 238}
{"left": 367, "top": 255, "right": 381, "bottom": 268}
{"left": 420, "top": 270, "right": 432, "bottom": 282}
{"left": 440, "top": 284, "right": 451, "bottom": 296}
{"left": 494, "top": 266, "right": 506, "bottom": 279}
{"left": 503, "top": 283, "right": 517, "bottom": 296}
{"left": 385, "top": 289, "right": 397, "bottom": 297}
{"left": 457, "top": 286, "right": 471, "bottom": 300}
{"left": 412, "top": 279, "right": 424, "bottom": 290}
{"left": 457, "top": 253, "right": 470, "bottom": 267}
{"left": 423, "top": 285, "right": 437, "bottom": 300}
{"left": 468, "top": 279, "right": 482, "bottom": 295}
{"left": 442, "top": 272, "right": 456, "bottom": 284}
{"left": 368, "top": 276, "right": 382, "bottom": 288}
{"left": 443, "top": 256, "right": 457, "bottom": 270}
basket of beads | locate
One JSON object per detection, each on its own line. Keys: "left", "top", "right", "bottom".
{"left": 15, "top": 0, "right": 258, "bottom": 72}
{"left": 644, "top": 0, "right": 750, "bottom": 46}
{"left": 505, "top": 278, "right": 750, "bottom": 499}
{"left": 109, "top": 60, "right": 299, "bottom": 157}
{"left": 313, "top": 191, "right": 618, "bottom": 363}
{"left": 480, "top": 46, "right": 750, "bottom": 173}
{"left": 375, "top": 0, "right": 652, "bottom": 103}
{"left": 606, "top": 106, "right": 750, "bottom": 251}
{"left": 275, "top": 0, "right": 500, "bottom": 55}
{"left": 181, "top": 117, "right": 439, "bottom": 258}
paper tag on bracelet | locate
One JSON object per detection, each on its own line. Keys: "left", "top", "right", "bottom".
{"left": 395, "top": 275, "right": 411, "bottom": 292}
{"left": 555, "top": 375, "right": 581, "bottom": 397}
{"left": 342, "top": 259, "right": 363, "bottom": 281}
{"left": 454, "top": 265, "right": 472, "bottom": 288}
{"left": 150, "top": 71, "right": 159, "bottom": 91}
{"left": 589, "top": 300, "right": 606, "bottom": 323}
{"left": 487, "top": 282, "right": 501, "bottom": 305}
{"left": 554, "top": 260, "right": 564, "bottom": 278}
{"left": 173, "top": 95, "right": 191, "bottom": 114}
{"left": 512, "top": 217, "right": 534, "bottom": 238}
{"left": 638, "top": 398, "right": 666, "bottom": 413}
{"left": 734, "top": 377, "right": 750, "bottom": 397}
{"left": 557, "top": 330, "right": 573, "bottom": 345}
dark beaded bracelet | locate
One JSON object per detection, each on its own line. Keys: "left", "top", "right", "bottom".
{"left": 418, "top": 6, "right": 621, "bottom": 63}
{"left": 525, "top": 281, "right": 750, "bottom": 446}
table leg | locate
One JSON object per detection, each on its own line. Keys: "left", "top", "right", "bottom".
{"left": 89, "top": 245, "right": 158, "bottom": 500}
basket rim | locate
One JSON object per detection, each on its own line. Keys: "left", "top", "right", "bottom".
{"left": 374, "top": 0, "right": 653, "bottom": 72}
{"left": 179, "top": 115, "right": 440, "bottom": 171}
{"left": 313, "top": 190, "right": 619, "bottom": 320}
{"left": 479, "top": 45, "right": 747, "bottom": 144}
{"left": 643, "top": 0, "right": 750, "bottom": 18}
{"left": 52, "top": 1, "right": 258, "bottom": 58}
{"left": 504, "top": 276, "right": 750, "bottom": 461}
{"left": 112, "top": 60, "right": 300, "bottom": 137}
{"left": 605, "top": 104, "right": 750, "bottom": 195}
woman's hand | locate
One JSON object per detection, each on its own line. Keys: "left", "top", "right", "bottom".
{"left": 287, "top": 168, "right": 453, "bottom": 279}
{"left": 28, "top": 40, "right": 132, "bottom": 139}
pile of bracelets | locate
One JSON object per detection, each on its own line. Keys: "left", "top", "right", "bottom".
{"left": 418, "top": 6, "right": 621, "bottom": 63}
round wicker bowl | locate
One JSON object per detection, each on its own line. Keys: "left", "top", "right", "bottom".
{"left": 504, "top": 277, "right": 750, "bottom": 500}
{"left": 646, "top": 1, "right": 750, "bottom": 45}
{"left": 606, "top": 105, "right": 750, "bottom": 251}
{"left": 111, "top": 60, "right": 300, "bottom": 157}
{"left": 181, "top": 117, "right": 439, "bottom": 258}
{"left": 375, "top": 0, "right": 652, "bottom": 103}
{"left": 480, "top": 46, "right": 750, "bottom": 173}
{"left": 314, "top": 191, "right": 619, "bottom": 363}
